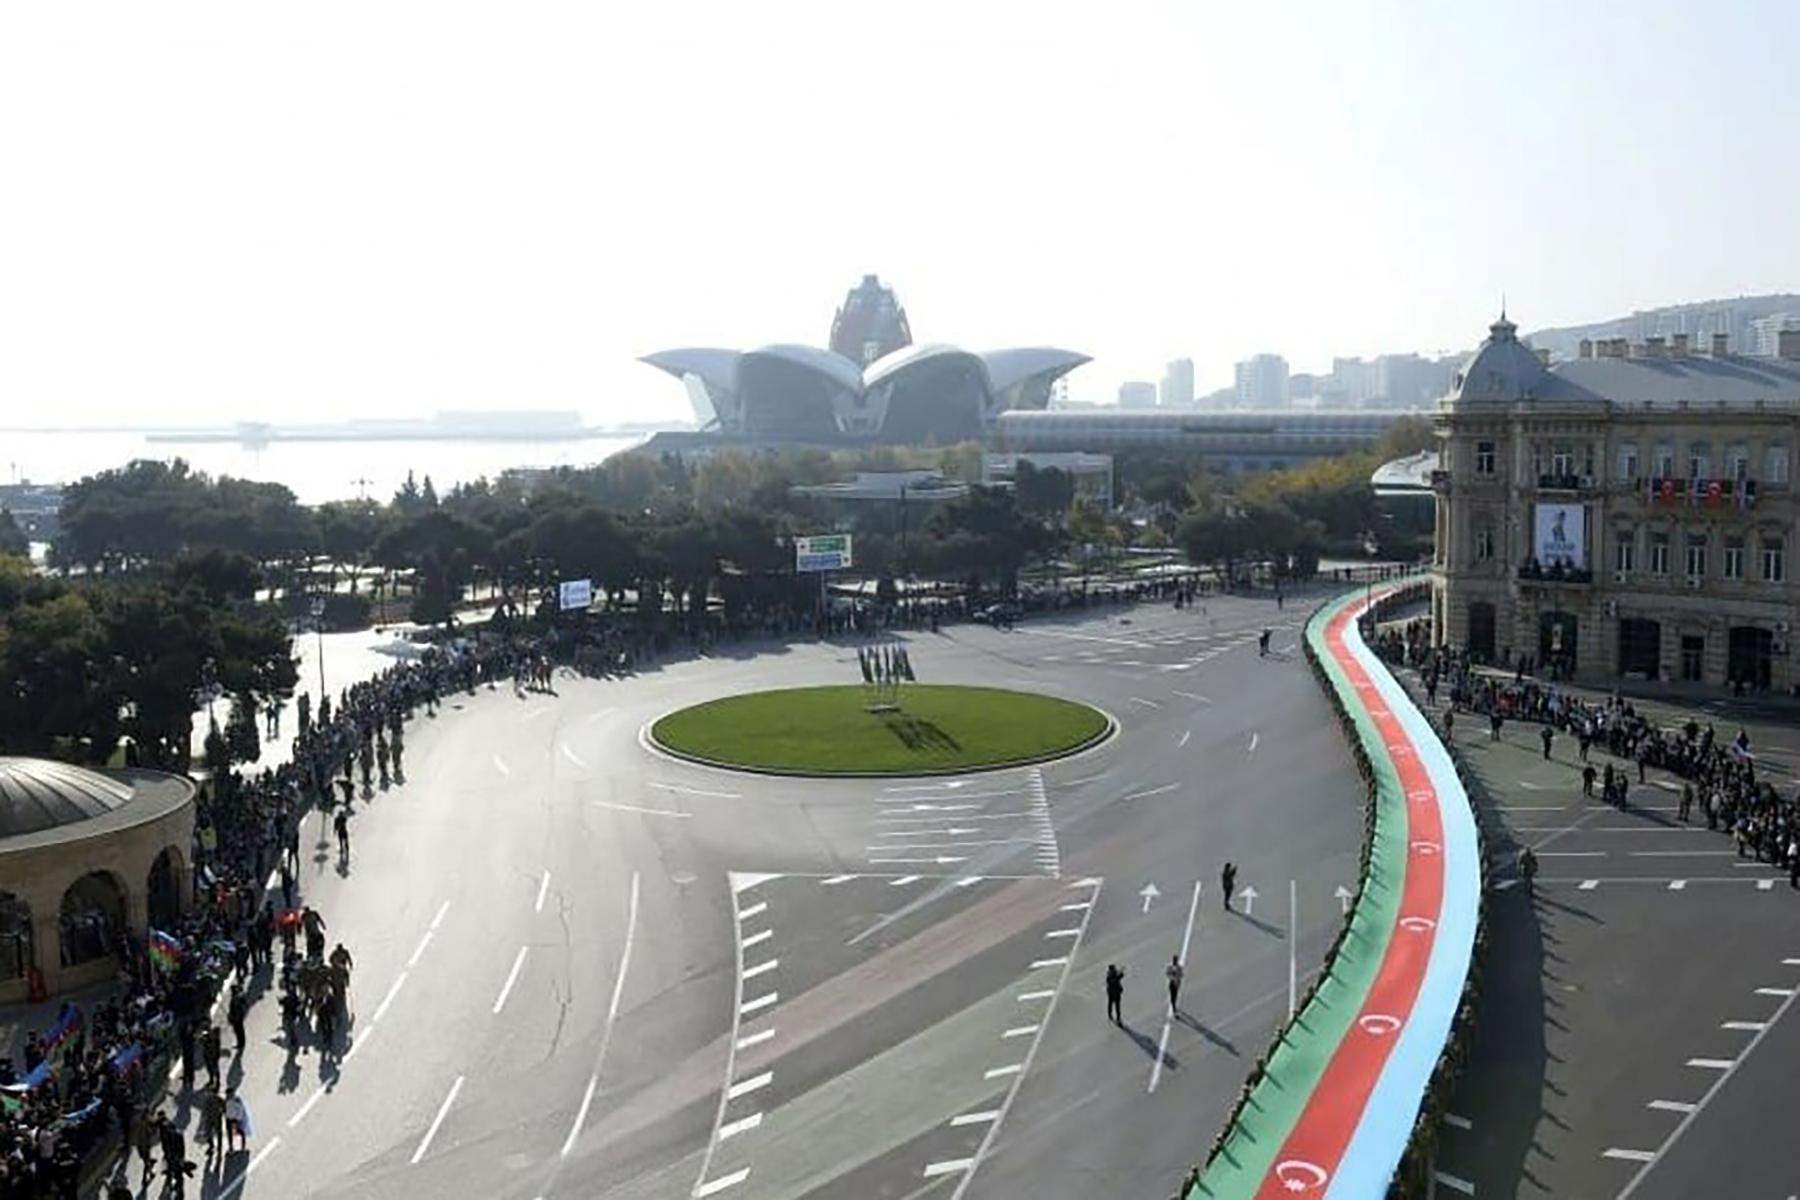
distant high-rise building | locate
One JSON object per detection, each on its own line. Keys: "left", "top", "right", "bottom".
{"left": 1234, "top": 354, "right": 1290, "bottom": 408}
{"left": 829, "top": 274, "right": 913, "bottom": 366}
{"left": 1118, "top": 381, "right": 1158, "bottom": 409}
{"left": 1160, "top": 358, "right": 1195, "bottom": 409}
{"left": 1748, "top": 312, "right": 1800, "bottom": 357}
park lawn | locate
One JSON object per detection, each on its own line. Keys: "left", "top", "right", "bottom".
{"left": 651, "top": 684, "right": 1108, "bottom": 774}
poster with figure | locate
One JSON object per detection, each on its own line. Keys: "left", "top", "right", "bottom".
{"left": 1534, "top": 504, "right": 1586, "bottom": 568}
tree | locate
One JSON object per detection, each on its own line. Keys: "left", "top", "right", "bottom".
{"left": 1014, "top": 462, "right": 1076, "bottom": 519}
{"left": 225, "top": 691, "right": 261, "bottom": 765}
{"left": 0, "top": 509, "right": 27, "bottom": 558}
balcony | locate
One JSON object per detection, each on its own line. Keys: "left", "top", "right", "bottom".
{"left": 1536, "top": 472, "right": 1597, "bottom": 492}
{"left": 1631, "top": 476, "right": 1763, "bottom": 508}
{"left": 1517, "top": 559, "right": 1592, "bottom": 585}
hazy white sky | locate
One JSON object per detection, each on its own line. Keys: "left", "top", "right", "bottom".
{"left": 4, "top": 0, "right": 1798, "bottom": 426}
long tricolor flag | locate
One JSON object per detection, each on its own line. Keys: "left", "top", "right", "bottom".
{"left": 148, "top": 928, "right": 184, "bottom": 975}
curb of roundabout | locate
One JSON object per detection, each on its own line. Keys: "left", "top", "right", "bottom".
{"left": 638, "top": 690, "right": 1120, "bottom": 779}
{"left": 1189, "top": 580, "right": 1484, "bottom": 1200}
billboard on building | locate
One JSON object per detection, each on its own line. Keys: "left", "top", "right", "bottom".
{"left": 1534, "top": 504, "right": 1586, "bottom": 568}
{"left": 795, "top": 534, "right": 853, "bottom": 573}
{"left": 558, "top": 578, "right": 593, "bottom": 611}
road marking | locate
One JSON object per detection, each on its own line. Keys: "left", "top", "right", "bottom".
{"left": 736, "top": 1029, "right": 774, "bottom": 1051}
{"left": 1648, "top": 1099, "right": 1698, "bottom": 1113}
{"left": 820, "top": 874, "right": 858, "bottom": 886}
{"left": 535, "top": 871, "right": 551, "bottom": 913}
{"left": 1029, "top": 957, "right": 1069, "bottom": 970}
{"left": 984, "top": 1063, "right": 1023, "bottom": 1079}
{"left": 1433, "top": 1171, "right": 1475, "bottom": 1195}
{"left": 492, "top": 946, "right": 530, "bottom": 1014}
{"left": 1172, "top": 691, "right": 1212, "bottom": 703}
{"left": 718, "top": 1112, "right": 763, "bottom": 1141}
{"left": 743, "top": 959, "right": 777, "bottom": 981}
{"left": 1060, "top": 901, "right": 1091, "bottom": 911}
{"left": 492, "top": 754, "right": 510, "bottom": 776}
{"left": 1248, "top": 732, "right": 1259, "bottom": 754}
{"left": 955, "top": 876, "right": 986, "bottom": 887}
{"left": 875, "top": 810, "right": 1032, "bottom": 825}
{"left": 952, "top": 1110, "right": 1001, "bottom": 1126}
{"left": 1604, "top": 1148, "right": 1658, "bottom": 1163}
{"left": 727, "top": 1071, "right": 773, "bottom": 1100}
{"left": 559, "top": 744, "right": 587, "bottom": 769}
{"left": 372, "top": 972, "right": 408, "bottom": 1023}
{"left": 695, "top": 1168, "right": 750, "bottom": 1197}
{"left": 1044, "top": 928, "right": 1081, "bottom": 939}
{"left": 1759, "top": 879, "right": 1778, "bottom": 891}
{"left": 561, "top": 1075, "right": 598, "bottom": 1160}
{"left": 1178, "top": 730, "right": 1191, "bottom": 747}
{"left": 952, "top": 878, "right": 1103, "bottom": 1200}
{"left": 742, "top": 929, "right": 772, "bottom": 949}
{"left": 592, "top": 799, "right": 692, "bottom": 818}
{"left": 562, "top": 870, "right": 640, "bottom": 1158}
{"left": 1785, "top": 958, "right": 1800, "bottom": 966}
{"left": 1444, "top": 1113, "right": 1473, "bottom": 1130}
{"left": 1579, "top": 879, "right": 1600, "bottom": 890}
{"left": 924, "top": 1159, "right": 975, "bottom": 1178}
{"left": 216, "top": 1135, "right": 281, "bottom": 1200}
{"left": 410, "top": 1075, "right": 465, "bottom": 1164}
{"left": 1003, "top": 1025, "right": 1040, "bottom": 1039}
{"left": 1122, "top": 783, "right": 1179, "bottom": 801}
{"left": 890, "top": 875, "right": 922, "bottom": 887}
{"left": 1129, "top": 696, "right": 1161, "bottom": 709}
{"left": 288, "top": 1085, "right": 326, "bottom": 1128}
{"left": 1149, "top": 879, "right": 1203, "bottom": 1094}
{"left": 1538, "top": 851, "right": 1606, "bottom": 857}
{"left": 1631, "top": 850, "right": 1736, "bottom": 857}
{"left": 738, "top": 902, "right": 768, "bottom": 921}
{"left": 1722, "top": 1021, "right": 1767, "bottom": 1032}
{"left": 431, "top": 900, "right": 450, "bottom": 930}
{"left": 406, "top": 930, "right": 434, "bottom": 968}
{"left": 1686, "top": 1058, "right": 1735, "bottom": 1069}
{"left": 740, "top": 992, "right": 778, "bottom": 1016}
{"left": 1018, "top": 989, "right": 1055, "bottom": 1001}
{"left": 1667, "top": 880, "right": 1687, "bottom": 891}
{"left": 1756, "top": 987, "right": 1796, "bottom": 997}
{"left": 648, "top": 782, "right": 741, "bottom": 799}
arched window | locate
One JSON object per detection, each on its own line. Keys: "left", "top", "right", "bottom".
{"left": 60, "top": 871, "right": 126, "bottom": 967}
{"left": 0, "top": 892, "right": 31, "bottom": 980}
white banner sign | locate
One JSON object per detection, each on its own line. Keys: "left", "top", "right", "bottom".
{"left": 1534, "top": 504, "right": 1586, "bottom": 568}
{"left": 558, "top": 578, "right": 593, "bottom": 611}
{"left": 795, "top": 534, "right": 853, "bottom": 573}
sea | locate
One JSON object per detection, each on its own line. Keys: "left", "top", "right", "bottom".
{"left": 2, "top": 429, "right": 645, "bottom": 506}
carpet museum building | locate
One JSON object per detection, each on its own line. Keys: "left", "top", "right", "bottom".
{"left": 1432, "top": 316, "right": 1800, "bottom": 693}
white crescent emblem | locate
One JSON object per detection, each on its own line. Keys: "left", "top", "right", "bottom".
{"left": 1407, "top": 789, "right": 1433, "bottom": 804}
{"left": 1274, "top": 1159, "right": 1330, "bottom": 1192}
{"left": 1411, "top": 840, "right": 1441, "bottom": 855}
{"left": 1358, "top": 1013, "right": 1403, "bottom": 1036}
{"left": 1399, "top": 915, "right": 1437, "bottom": 932}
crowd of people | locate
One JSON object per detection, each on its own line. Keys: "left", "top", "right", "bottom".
{"left": 1369, "top": 618, "right": 1800, "bottom": 889}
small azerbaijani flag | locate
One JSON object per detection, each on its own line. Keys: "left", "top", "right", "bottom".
{"left": 42, "top": 1002, "right": 82, "bottom": 1054}
{"left": 148, "top": 928, "right": 184, "bottom": 975}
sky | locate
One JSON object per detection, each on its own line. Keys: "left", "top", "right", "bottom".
{"left": 4, "top": 0, "right": 1799, "bottom": 427}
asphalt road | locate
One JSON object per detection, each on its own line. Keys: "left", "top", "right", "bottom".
{"left": 1411, "top": 684, "right": 1800, "bottom": 1200}
{"left": 180, "top": 590, "right": 1367, "bottom": 1200}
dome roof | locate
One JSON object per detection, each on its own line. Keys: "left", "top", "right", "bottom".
{"left": 1451, "top": 314, "right": 1548, "bottom": 405}
{"left": 0, "top": 757, "right": 135, "bottom": 839}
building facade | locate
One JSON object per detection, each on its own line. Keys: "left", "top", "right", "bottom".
{"left": 1234, "top": 354, "right": 1290, "bottom": 408}
{"left": 1160, "top": 358, "right": 1195, "bottom": 409}
{"left": 1432, "top": 314, "right": 1800, "bottom": 693}
{"left": 1118, "top": 380, "right": 1158, "bottom": 409}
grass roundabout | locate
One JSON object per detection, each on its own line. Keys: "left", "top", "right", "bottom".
{"left": 650, "top": 684, "right": 1111, "bottom": 776}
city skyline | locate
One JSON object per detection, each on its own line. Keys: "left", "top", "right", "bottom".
{"left": 5, "top": 1, "right": 1800, "bottom": 429}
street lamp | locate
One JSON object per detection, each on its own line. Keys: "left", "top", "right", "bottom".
{"left": 310, "top": 594, "right": 327, "bottom": 706}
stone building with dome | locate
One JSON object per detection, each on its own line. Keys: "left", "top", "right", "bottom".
{"left": 0, "top": 757, "right": 195, "bottom": 1002}
{"left": 1431, "top": 313, "right": 1800, "bottom": 691}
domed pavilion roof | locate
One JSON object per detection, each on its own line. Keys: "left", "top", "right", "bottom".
{"left": 0, "top": 756, "right": 136, "bottom": 839}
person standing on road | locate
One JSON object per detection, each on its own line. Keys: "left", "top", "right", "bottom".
{"left": 1258, "top": 629, "right": 1272, "bottom": 656}
{"left": 1221, "top": 862, "right": 1238, "bottom": 911}
{"left": 334, "top": 806, "right": 351, "bottom": 860}
{"left": 1540, "top": 725, "right": 1553, "bottom": 760}
{"left": 1105, "top": 964, "right": 1125, "bottom": 1024}
{"left": 1581, "top": 763, "right": 1596, "bottom": 798}
{"left": 1166, "top": 955, "right": 1185, "bottom": 1014}
{"left": 227, "top": 984, "right": 248, "bottom": 1055}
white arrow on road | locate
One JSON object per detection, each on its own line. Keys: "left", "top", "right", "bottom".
{"left": 1237, "top": 885, "right": 1259, "bottom": 916}
{"left": 1335, "top": 884, "right": 1354, "bottom": 915}
{"left": 1139, "top": 882, "right": 1161, "bottom": 914}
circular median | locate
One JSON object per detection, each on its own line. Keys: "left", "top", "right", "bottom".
{"left": 648, "top": 684, "right": 1112, "bottom": 776}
